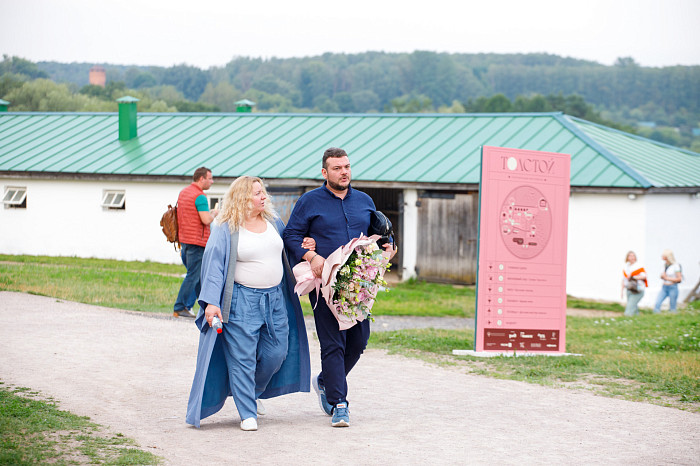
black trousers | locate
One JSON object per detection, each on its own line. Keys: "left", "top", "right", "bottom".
{"left": 310, "top": 291, "right": 370, "bottom": 406}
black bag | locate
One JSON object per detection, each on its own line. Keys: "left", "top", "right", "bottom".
{"left": 368, "top": 210, "right": 396, "bottom": 250}
{"left": 626, "top": 278, "right": 641, "bottom": 293}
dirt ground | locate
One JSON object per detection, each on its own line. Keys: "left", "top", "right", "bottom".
{"left": 1, "top": 291, "right": 698, "bottom": 465}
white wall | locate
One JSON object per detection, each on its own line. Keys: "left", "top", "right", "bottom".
{"left": 567, "top": 192, "right": 700, "bottom": 307}
{"left": 0, "top": 178, "right": 227, "bottom": 265}
{"left": 643, "top": 193, "right": 700, "bottom": 307}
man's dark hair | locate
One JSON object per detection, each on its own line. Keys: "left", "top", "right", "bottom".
{"left": 322, "top": 147, "right": 348, "bottom": 169}
{"left": 193, "top": 167, "right": 211, "bottom": 182}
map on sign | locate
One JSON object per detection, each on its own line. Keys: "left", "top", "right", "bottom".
{"left": 474, "top": 147, "right": 570, "bottom": 353}
{"left": 500, "top": 185, "right": 552, "bottom": 260}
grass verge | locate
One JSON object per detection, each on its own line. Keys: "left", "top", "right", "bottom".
{"left": 0, "top": 382, "right": 160, "bottom": 465}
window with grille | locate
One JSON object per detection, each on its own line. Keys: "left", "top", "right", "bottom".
{"left": 101, "top": 190, "right": 126, "bottom": 209}
{"left": 3, "top": 186, "right": 27, "bottom": 209}
{"left": 209, "top": 193, "right": 224, "bottom": 210}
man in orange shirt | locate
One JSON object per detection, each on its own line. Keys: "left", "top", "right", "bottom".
{"left": 174, "top": 167, "right": 218, "bottom": 317}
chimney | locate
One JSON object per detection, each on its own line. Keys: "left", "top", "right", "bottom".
{"left": 89, "top": 65, "right": 106, "bottom": 87}
{"left": 235, "top": 99, "right": 256, "bottom": 113}
{"left": 0, "top": 99, "right": 9, "bottom": 112}
{"left": 116, "top": 96, "right": 139, "bottom": 141}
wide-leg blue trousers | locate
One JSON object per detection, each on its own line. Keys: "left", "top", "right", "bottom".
{"left": 221, "top": 283, "right": 289, "bottom": 420}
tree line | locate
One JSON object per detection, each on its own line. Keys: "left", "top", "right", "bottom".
{"left": 1, "top": 53, "right": 699, "bottom": 151}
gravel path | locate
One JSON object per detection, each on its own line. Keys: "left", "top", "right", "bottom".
{"left": 1, "top": 291, "right": 697, "bottom": 465}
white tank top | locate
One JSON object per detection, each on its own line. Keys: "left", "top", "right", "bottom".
{"left": 234, "top": 220, "right": 284, "bottom": 288}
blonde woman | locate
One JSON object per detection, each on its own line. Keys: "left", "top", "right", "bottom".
{"left": 653, "top": 249, "right": 682, "bottom": 313}
{"left": 622, "top": 251, "right": 647, "bottom": 316}
{"left": 187, "top": 176, "right": 312, "bottom": 431}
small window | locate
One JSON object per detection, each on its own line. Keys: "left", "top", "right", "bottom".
{"left": 102, "top": 190, "right": 125, "bottom": 209}
{"left": 209, "top": 193, "right": 224, "bottom": 210}
{"left": 3, "top": 186, "right": 27, "bottom": 209}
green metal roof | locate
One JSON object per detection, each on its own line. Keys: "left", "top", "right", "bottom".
{"left": 1, "top": 112, "right": 698, "bottom": 189}
{"left": 565, "top": 117, "right": 700, "bottom": 188}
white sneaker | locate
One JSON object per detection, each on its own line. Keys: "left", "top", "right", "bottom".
{"left": 240, "top": 417, "right": 258, "bottom": 431}
{"left": 256, "top": 399, "right": 266, "bottom": 416}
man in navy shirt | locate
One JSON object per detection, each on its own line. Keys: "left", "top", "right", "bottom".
{"left": 284, "top": 147, "right": 396, "bottom": 428}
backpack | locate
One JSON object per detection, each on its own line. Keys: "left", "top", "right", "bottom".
{"left": 160, "top": 204, "right": 180, "bottom": 251}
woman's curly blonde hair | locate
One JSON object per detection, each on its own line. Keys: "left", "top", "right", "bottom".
{"left": 217, "top": 176, "right": 275, "bottom": 232}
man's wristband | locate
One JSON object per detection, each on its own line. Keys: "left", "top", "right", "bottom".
{"left": 308, "top": 253, "right": 318, "bottom": 263}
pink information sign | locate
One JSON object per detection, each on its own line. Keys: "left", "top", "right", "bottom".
{"left": 475, "top": 146, "right": 570, "bottom": 353}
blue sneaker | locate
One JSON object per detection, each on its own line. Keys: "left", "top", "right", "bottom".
{"left": 312, "top": 374, "right": 332, "bottom": 416}
{"left": 331, "top": 402, "right": 350, "bottom": 427}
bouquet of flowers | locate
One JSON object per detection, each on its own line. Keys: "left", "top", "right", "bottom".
{"left": 331, "top": 238, "right": 391, "bottom": 324}
{"left": 292, "top": 234, "right": 391, "bottom": 330}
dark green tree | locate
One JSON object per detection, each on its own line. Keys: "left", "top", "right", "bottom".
{"left": 158, "top": 65, "right": 209, "bottom": 100}
{"left": 0, "top": 55, "right": 49, "bottom": 79}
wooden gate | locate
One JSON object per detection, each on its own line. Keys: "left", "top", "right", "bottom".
{"left": 416, "top": 192, "right": 478, "bottom": 284}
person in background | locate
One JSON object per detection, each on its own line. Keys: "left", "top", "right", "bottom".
{"left": 653, "top": 249, "right": 682, "bottom": 313}
{"left": 622, "top": 250, "right": 647, "bottom": 316}
{"left": 173, "top": 167, "right": 218, "bottom": 318}
{"left": 186, "top": 176, "right": 312, "bottom": 431}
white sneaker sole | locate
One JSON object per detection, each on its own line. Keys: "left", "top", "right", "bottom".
{"left": 331, "top": 419, "right": 350, "bottom": 428}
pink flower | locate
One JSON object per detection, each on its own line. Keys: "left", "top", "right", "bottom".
{"left": 357, "top": 289, "right": 370, "bottom": 303}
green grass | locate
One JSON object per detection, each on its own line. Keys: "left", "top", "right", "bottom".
{"left": 0, "top": 255, "right": 184, "bottom": 314}
{"left": 566, "top": 296, "right": 625, "bottom": 312}
{"left": 0, "top": 383, "right": 160, "bottom": 465}
{"left": 374, "top": 279, "right": 475, "bottom": 317}
{"left": 300, "top": 278, "right": 475, "bottom": 317}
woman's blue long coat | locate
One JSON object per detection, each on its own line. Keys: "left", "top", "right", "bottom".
{"left": 186, "top": 218, "right": 311, "bottom": 427}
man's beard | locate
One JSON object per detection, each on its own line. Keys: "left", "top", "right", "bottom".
{"left": 327, "top": 178, "right": 350, "bottom": 192}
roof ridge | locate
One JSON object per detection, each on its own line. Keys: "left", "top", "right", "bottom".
{"left": 555, "top": 114, "right": 653, "bottom": 188}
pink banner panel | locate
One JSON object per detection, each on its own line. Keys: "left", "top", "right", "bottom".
{"left": 475, "top": 146, "right": 571, "bottom": 353}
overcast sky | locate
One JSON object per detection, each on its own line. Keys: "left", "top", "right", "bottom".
{"left": 2, "top": 0, "right": 699, "bottom": 69}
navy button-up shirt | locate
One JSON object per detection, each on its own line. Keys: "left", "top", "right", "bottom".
{"left": 283, "top": 182, "right": 376, "bottom": 265}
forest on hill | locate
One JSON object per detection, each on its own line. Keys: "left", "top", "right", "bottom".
{"left": 1, "top": 52, "right": 699, "bottom": 151}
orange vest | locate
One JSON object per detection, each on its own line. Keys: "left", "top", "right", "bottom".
{"left": 177, "top": 183, "right": 210, "bottom": 247}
